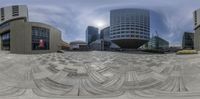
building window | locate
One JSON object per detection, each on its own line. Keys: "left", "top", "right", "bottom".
{"left": 12, "top": 5, "right": 19, "bottom": 16}
{"left": 1, "top": 31, "right": 10, "bottom": 50}
{"left": 32, "top": 27, "right": 50, "bottom": 50}
{"left": 1, "top": 8, "right": 4, "bottom": 20}
{"left": 194, "top": 11, "right": 197, "bottom": 25}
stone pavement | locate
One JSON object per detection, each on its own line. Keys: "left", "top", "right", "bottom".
{"left": 0, "top": 51, "right": 200, "bottom": 99}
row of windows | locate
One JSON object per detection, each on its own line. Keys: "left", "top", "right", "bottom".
{"left": 111, "top": 16, "right": 149, "bottom": 20}
{"left": 32, "top": 27, "right": 50, "bottom": 50}
{"left": 111, "top": 28, "right": 149, "bottom": 32}
{"left": 111, "top": 35, "right": 149, "bottom": 39}
{"left": 194, "top": 11, "right": 197, "bottom": 25}
{"left": 12, "top": 6, "right": 19, "bottom": 16}
{"left": 111, "top": 20, "right": 149, "bottom": 23}
{"left": 112, "top": 12, "right": 148, "bottom": 16}
{"left": 111, "top": 31, "right": 149, "bottom": 35}
{"left": 1, "top": 32, "right": 10, "bottom": 40}
{"left": 0, "top": 6, "right": 20, "bottom": 21}
{"left": 111, "top": 21, "right": 149, "bottom": 25}
{"left": 32, "top": 27, "right": 50, "bottom": 37}
{"left": 1, "top": 8, "right": 4, "bottom": 21}
{"left": 111, "top": 18, "right": 149, "bottom": 22}
{"left": 111, "top": 25, "right": 150, "bottom": 30}
{"left": 111, "top": 19, "right": 149, "bottom": 22}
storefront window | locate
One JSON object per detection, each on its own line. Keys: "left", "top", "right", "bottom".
{"left": 1, "top": 31, "right": 10, "bottom": 50}
{"left": 32, "top": 27, "right": 49, "bottom": 50}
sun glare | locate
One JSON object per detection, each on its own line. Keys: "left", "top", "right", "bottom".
{"left": 94, "top": 20, "right": 106, "bottom": 28}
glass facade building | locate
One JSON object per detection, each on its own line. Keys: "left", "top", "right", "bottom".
{"left": 100, "top": 27, "right": 110, "bottom": 40}
{"left": 182, "top": 32, "right": 194, "bottom": 49}
{"left": 148, "top": 36, "right": 169, "bottom": 50}
{"left": 86, "top": 26, "right": 99, "bottom": 45}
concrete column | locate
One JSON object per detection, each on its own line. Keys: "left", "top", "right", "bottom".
{"left": 194, "top": 28, "right": 200, "bottom": 50}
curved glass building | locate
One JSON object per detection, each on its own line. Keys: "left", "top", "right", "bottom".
{"left": 110, "top": 8, "right": 150, "bottom": 48}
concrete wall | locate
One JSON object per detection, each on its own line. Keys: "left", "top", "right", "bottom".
{"left": 10, "top": 19, "right": 27, "bottom": 53}
{"left": 194, "top": 27, "right": 200, "bottom": 50}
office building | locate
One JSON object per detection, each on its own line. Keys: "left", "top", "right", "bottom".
{"left": 0, "top": 5, "right": 62, "bottom": 54}
{"left": 70, "top": 41, "right": 88, "bottom": 51}
{"left": 148, "top": 36, "right": 169, "bottom": 50}
{"left": 182, "top": 32, "right": 194, "bottom": 49}
{"left": 110, "top": 8, "right": 150, "bottom": 49}
{"left": 86, "top": 26, "right": 98, "bottom": 45}
{"left": 100, "top": 26, "right": 110, "bottom": 40}
{"left": 89, "top": 39, "right": 111, "bottom": 51}
{"left": 194, "top": 8, "right": 200, "bottom": 50}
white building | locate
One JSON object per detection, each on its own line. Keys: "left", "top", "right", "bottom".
{"left": 0, "top": 5, "right": 28, "bottom": 24}
{"left": 110, "top": 8, "right": 150, "bottom": 49}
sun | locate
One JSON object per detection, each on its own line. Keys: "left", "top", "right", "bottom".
{"left": 94, "top": 20, "right": 106, "bottom": 28}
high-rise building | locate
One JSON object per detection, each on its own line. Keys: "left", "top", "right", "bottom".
{"left": 194, "top": 8, "right": 200, "bottom": 50}
{"left": 99, "top": 26, "right": 111, "bottom": 50}
{"left": 110, "top": 8, "right": 150, "bottom": 49}
{"left": 86, "top": 26, "right": 99, "bottom": 45}
{"left": 100, "top": 26, "right": 110, "bottom": 40}
{"left": 182, "top": 32, "right": 194, "bottom": 49}
{"left": 0, "top": 5, "right": 62, "bottom": 54}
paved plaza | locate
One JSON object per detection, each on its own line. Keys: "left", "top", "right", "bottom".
{"left": 0, "top": 51, "right": 200, "bottom": 99}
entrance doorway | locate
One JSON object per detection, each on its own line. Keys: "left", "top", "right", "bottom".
{"left": 1, "top": 31, "right": 10, "bottom": 50}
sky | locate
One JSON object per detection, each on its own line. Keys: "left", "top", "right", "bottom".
{"left": 1, "top": 0, "right": 200, "bottom": 46}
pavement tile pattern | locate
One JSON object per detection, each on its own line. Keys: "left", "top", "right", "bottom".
{"left": 0, "top": 51, "right": 200, "bottom": 99}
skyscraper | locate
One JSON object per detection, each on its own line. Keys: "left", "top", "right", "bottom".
{"left": 110, "top": 8, "right": 150, "bottom": 49}
{"left": 100, "top": 26, "right": 110, "bottom": 40}
{"left": 86, "top": 26, "right": 99, "bottom": 45}
{"left": 194, "top": 8, "right": 200, "bottom": 50}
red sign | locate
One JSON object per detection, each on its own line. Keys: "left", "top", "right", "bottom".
{"left": 39, "top": 39, "right": 45, "bottom": 48}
